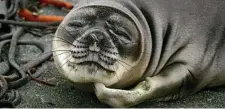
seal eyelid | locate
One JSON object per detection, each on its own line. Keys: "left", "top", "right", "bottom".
{"left": 109, "top": 29, "right": 132, "bottom": 44}
{"left": 115, "top": 27, "right": 131, "bottom": 40}
{"left": 106, "top": 21, "right": 132, "bottom": 41}
{"left": 67, "top": 20, "right": 87, "bottom": 28}
{"left": 105, "top": 21, "right": 114, "bottom": 29}
{"left": 112, "top": 28, "right": 132, "bottom": 41}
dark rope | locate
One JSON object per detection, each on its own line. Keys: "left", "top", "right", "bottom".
{"left": 0, "top": 20, "right": 61, "bottom": 29}
{"left": 7, "top": 27, "right": 28, "bottom": 88}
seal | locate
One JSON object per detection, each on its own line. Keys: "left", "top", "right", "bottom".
{"left": 52, "top": 0, "right": 225, "bottom": 107}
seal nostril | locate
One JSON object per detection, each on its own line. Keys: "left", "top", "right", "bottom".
{"left": 90, "top": 33, "right": 99, "bottom": 42}
{"left": 89, "top": 42, "right": 100, "bottom": 52}
{"left": 88, "top": 30, "right": 106, "bottom": 43}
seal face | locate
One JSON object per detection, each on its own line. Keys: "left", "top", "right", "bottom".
{"left": 53, "top": 6, "right": 140, "bottom": 86}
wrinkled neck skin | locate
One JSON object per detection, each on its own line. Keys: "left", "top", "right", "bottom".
{"left": 131, "top": 0, "right": 169, "bottom": 77}
{"left": 54, "top": 0, "right": 153, "bottom": 89}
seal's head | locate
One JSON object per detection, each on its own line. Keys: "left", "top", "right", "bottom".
{"left": 53, "top": 0, "right": 151, "bottom": 88}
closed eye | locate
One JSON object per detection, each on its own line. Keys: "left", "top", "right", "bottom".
{"left": 106, "top": 21, "right": 132, "bottom": 43}
{"left": 109, "top": 29, "right": 132, "bottom": 44}
{"left": 68, "top": 20, "right": 86, "bottom": 28}
{"left": 114, "top": 27, "right": 132, "bottom": 41}
{"left": 105, "top": 21, "right": 113, "bottom": 29}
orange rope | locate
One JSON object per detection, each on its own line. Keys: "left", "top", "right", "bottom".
{"left": 18, "top": 9, "right": 64, "bottom": 22}
{"left": 39, "top": 0, "right": 73, "bottom": 9}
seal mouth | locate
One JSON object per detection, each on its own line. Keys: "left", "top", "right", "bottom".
{"left": 77, "top": 61, "right": 115, "bottom": 72}
{"left": 70, "top": 51, "right": 118, "bottom": 72}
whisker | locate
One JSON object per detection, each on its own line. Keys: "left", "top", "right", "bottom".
{"left": 40, "top": 50, "right": 70, "bottom": 56}
{"left": 54, "top": 37, "right": 76, "bottom": 47}
{"left": 59, "top": 24, "right": 85, "bottom": 42}
{"left": 101, "top": 49, "right": 119, "bottom": 55}
{"left": 50, "top": 42, "right": 151, "bottom": 56}
{"left": 50, "top": 39, "right": 73, "bottom": 45}
{"left": 46, "top": 39, "right": 76, "bottom": 48}
{"left": 49, "top": 37, "right": 84, "bottom": 45}
{"left": 112, "top": 65, "right": 120, "bottom": 82}
{"left": 59, "top": 54, "right": 73, "bottom": 69}
{"left": 52, "top": 51, "right": 71, "bottom": 58}
{"left": 117, "top": 59, "right": 132, "bottom": 68}
{"left": 74, "top": 40, "right": 87, "bottom": 44}
{"left": 52, "top": 43, "right": 70, "bottom": 49}
{"left": 117, "top": 60, "right": 136, "bottom": 82}
{"left": 52, "top": 49, "right": 71, "bottom": 52}
{"left": 49, "top": 50, "right": 71, "bottom": 55}
{"left": 117, "top": 61, "right": 130, "bottom": 71}
{"left": 72, "top": 54, "right": 88, "bottom": 59}
{"left": 58, "top": 25, "right": 77, "bottom": 40}
{"left": 59, "top": 24, "right": 89, "bottom": 44}
{"left": 116, "top": 60, "right": 133, "bottom": 81}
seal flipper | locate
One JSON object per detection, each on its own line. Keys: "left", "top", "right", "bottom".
{"left": 94, "top": 63, "right": 197, "bottom": 107}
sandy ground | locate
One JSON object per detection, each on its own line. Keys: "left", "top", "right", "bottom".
{"left": 17, "top": 61, "right": 225, "bottom": 108}
{"left": 12, "top": 1, "right": 225, "bottom": 108}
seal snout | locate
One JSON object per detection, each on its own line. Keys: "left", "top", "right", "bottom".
{"left": 69, "top": 28, "right": 119, "bottom": 72}
{"left": 85, "top": 30, "right": 107, "bottom": 52}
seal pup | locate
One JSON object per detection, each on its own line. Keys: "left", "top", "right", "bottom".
{"left": 53, "top": 0, "right": 225, "bottom": 107}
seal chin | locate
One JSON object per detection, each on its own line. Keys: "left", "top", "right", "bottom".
{"left": 52, "top": 48, "right": 128, "bottom": 86}
{"left": 77, "top": 62, "right": 115, "bottom": 72}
